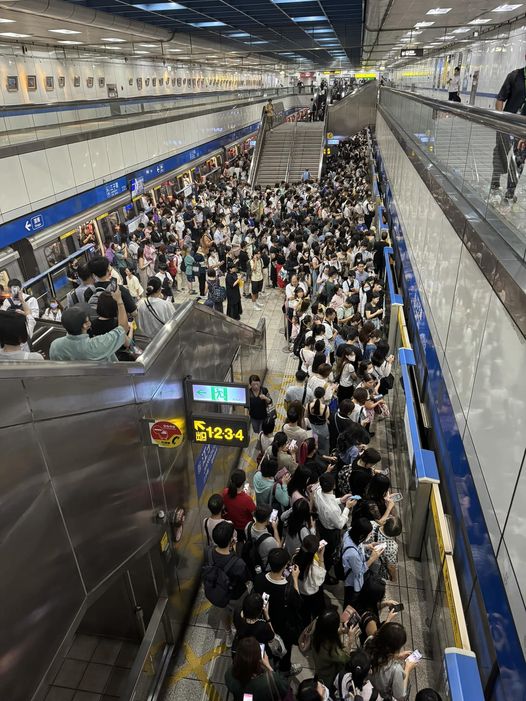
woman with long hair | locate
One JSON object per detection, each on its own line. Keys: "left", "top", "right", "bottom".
{"left": 334, "top": 344, "right": 357, "bottom": 401}
{"left": 287, "top": 464, "right": 317, "bottom": 503}
{"left": 281, "top": 498, "right": 315, "bottom": 555}
{"left": 293, "top": 534, "right": 326, "bottom": 621}
{"left": 367, "top": 622, "right": 418, "bottom": 700}
{"left": 265, "top": 430, "right": 298, "bottom": 473}
{"left": 225, "top": 637, "right": 290, "bottom": 701}
{"left": 334, "top": 649, "right": 377, "bottom": 701}
{"left": 306, "top": 386, "right": 330, "bottom": 455}
{"left": 222, "top": 469, "right": 256, "bottom": 542}
{"left": 311, "top": 608, "right": 353, "bottom": 688}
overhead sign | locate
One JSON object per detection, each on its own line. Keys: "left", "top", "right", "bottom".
{"left": 189, "top": 381, "right": 248, "bottom": 407}
{"left": 355, "top": 72, "right": 377, "bottom": 80}
{"left": 23, "top": 214, "right": 45, "bottom": 233}
{"left": 130, "top": 176, "right": 145, "bottom": 198}
{"left": 194, "top": 443, "right": 219, "bottom": 498}
{"left": 149, "top": 419, "right": 184, "bottom": 448}
{"left": 400, "top": 48, "right": 424, "bottom": 58}
{"left": 190, "top": 413, "right": 250, "bottom": 447}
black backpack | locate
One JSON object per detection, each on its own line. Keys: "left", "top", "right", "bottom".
{"left": 202, "top": 548, "right": 238, "bottom": 608}
{"left": 334, "top": 543, "right": 355, "bottom": 582}
{"left": 86, "top": 284, "right": 111, "bottom": 320}
{"left": 241, "top": 522, "right": 272, "bottom": 576}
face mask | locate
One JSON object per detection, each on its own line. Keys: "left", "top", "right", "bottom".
{"left": 10, "top": 286, "right": 20, "bottom": 297}
{"left": 50, "top": 302, "right": 58, "bottom": 310}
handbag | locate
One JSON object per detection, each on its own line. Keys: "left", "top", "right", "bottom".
{"left": 267, "top": 633, "right": 287, "bottom": 658}
{"left": 298, "top": 616, "right": 317, "bottom": 654}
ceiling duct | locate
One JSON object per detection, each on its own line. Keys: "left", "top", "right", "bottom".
{"left": 0, "top": 0, "right": 173, "bottom": 41}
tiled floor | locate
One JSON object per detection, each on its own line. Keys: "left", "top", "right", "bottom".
{"left": 161, "top": 283, "right": 436, "bottom": 701}
{"left": 45, "top": 634, "right": 139, "bottom": 701}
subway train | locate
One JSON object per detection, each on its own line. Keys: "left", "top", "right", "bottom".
{"left": 0, "top": 134, "right": 254, "bottom": 308}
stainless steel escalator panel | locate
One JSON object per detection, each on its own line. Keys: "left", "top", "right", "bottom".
{"left": 327, "top": 80, "right": 378, "bottom": 137}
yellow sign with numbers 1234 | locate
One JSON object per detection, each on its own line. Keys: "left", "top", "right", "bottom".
{"left": 190, "top": 413, "right": 250, "bottom": 447}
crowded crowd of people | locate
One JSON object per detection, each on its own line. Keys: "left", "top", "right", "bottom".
{"left": 197, "top": 133, "right": 439, "bottom": 701}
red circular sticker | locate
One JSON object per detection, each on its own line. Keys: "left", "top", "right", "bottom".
{"left": 150, "top": 421, "right": 183, "bottom": 448}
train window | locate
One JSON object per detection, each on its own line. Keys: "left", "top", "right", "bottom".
{"left": 44, "top": 240, "right": 67, "bottom": 267}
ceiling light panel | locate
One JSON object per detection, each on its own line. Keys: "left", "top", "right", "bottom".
{"left": 101, "top": 37, "right": 126, "bottom": 42}
{"left": 135, "top": 2, "right": 185, "bottom": 8}
{"left": 49, "top": 28, "right": 81, "bottom": 34}
{"left": 292, "top": 16, "right": 328, "bottom": 22}
{"left": 0, "top": 32, "right": 30, "bottom": 37}
{"left": 426, "top": 7, "right": 452, "bottom": 14}
{"left": 452, "top": 27, "right": 470, "bottom": 33}
{"left": 189, "top": 21, "right": 226, "bottom": 27}
{"left": 492, "top": 3, "right": 523, "bottom": 10}
{"left": 0, "top": 18, "right": 15, "bottom": 23}
{"left": 58, "top": 40, "right": 83, "bottom": 44}
{"left": 415, "top": 21, "right": 435, "bottom": 27}
{"left": 469, "top": 18, "right": 491, "bottom": 23}
{"left": 139, "top": 43, "right": 157, "bottom": 47}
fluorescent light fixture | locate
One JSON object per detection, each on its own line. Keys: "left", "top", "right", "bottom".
{"left": 101, "top": 37, "right": 126, "bottom": 42}
{"left": 189, "top": 21, "right": 226, "bottom": 27}
{"left": 469, "top": 18, "right": 491, "bottom": 23}
{"left": 247, "top": 40, "right": 268, "bottom": 44}
{"left": 0, "top": 32, "right": 30, "bottom": 37}
{"left": 139, "top": 43, "right": 157, "bottom": 47}
{"left": 426, "top": 7, "right": 452, "bottom": 14}
{"left": 452, "top": 27, "right": 470, "bottom": 33}
{"left": 492, "top": 3, "right": 522, "bottom": 10}
{"left": 168, "top": 48, "right": 182, "bottom": 51}
{"left": 273, "top": 0, "right": 313, "bottom": 3}
{"left": 228, "top": 32, "right": 250, "bottom": 37}
{"left": 414, "top": 21, "right": 435, "bottom": 27}
{"left": 135, "top": 2, "right": 185, "bottom": 8}
{"left": 49, "top": 28, "right": 80, "bottom": 34}
{"left": 0, "top": 18, "right": 15, "bottom": 23}
{"left": 58, "top": 40, "right": 83, "bottom": 44}
{"left": 134, "top": 50, "right": 150, "bottom": 54}
{"left": 292, "top": 16, "right": 328, "bottom": 22}
{"left": 406, "top": 29, "right": 423, "bottom": 35}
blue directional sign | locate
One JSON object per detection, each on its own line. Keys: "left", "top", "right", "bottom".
{"left": 194, "top": 443, "right": 219, "bottom": 498}
{"left": 24, "top": 214, "right": 46, "bottom": 233}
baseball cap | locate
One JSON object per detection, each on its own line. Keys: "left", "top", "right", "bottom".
{"left": 62, "top": 304, "right": 90, "bottom": 335}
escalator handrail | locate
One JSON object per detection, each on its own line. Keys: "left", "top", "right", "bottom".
{"left": 381, "top": 86, "right": 526, "bottom": 139}
{"left": 248, "top": 111, "right": 268, "bottom": 187}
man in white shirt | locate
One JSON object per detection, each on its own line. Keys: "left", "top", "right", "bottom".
{"left": 1, "top": 278, "right": 40, "bottom": 340}
{"left": 314, "top": 472, "right": 355, "bottom": 584}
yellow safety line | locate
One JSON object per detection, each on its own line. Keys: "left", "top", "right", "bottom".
{"left": 167, "top": 354, "right": 299, "bottom": 697}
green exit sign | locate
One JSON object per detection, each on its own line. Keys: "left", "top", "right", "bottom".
{"left": 188, "top": 381, "right": 249, "bottom": 407}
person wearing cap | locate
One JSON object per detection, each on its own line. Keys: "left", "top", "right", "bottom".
{"left": 49, "top": 287, "right": 131, "bottom": 362}
{"left": 136, "top": 277, "right": 176, "bottom": 339}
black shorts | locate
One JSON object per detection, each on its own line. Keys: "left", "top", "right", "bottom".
{"left": 252, "top": 280, "right": 263, "bottom": 294}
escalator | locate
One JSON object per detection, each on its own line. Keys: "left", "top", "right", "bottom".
{"left": 1, "top": 301, "right": 267, "bottom": 701}
{"left": 327, "top": 80, "right": 378, "bottom": 136}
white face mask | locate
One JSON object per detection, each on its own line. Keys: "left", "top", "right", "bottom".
{"left": 320, "top": 684, "right": 330, "bottom": 701}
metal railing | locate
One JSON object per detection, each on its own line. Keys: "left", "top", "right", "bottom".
{"left": 247, "top": 111, "right": 268, "bottom": 187}
{"left": 378, "top": 86, "right": 526, "bottom": 262}
{"left": 0, "top": 87, "right": 298, "bottom": 151}
{"left": 317, "top": 105, "right": 329, "bottom": 181}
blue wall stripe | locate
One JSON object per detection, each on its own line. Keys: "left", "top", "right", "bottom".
{"left": 375, "top": 145, "right": 526, "bottom": 700}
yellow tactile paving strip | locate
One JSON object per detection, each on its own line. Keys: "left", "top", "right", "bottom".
{"left": 163, "top": 347, "right": 298, "bottom": 701}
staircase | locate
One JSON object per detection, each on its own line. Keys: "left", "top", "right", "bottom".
{"left": 254, "top": 121, "right": 325, "bottom": 186}
{"left": 287, "top": 122, "right": 325, "bottom": 183}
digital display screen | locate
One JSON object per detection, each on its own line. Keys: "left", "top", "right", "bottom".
{"left": 191, "top": 382, "right": 248, "bottom": 406}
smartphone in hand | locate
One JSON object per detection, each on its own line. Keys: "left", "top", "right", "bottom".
{"left": 390, "top": 492, "right": 403, "bottom": 503}
{"left": 374, "top": 543, "right": 387, "bottom": 553}
{"left": 389, "top": 603, "right": 404, "bottom": 612}
{"left": 262, "top": 592, "right": 270, "bottom": 605}
{"left": 270, "top": 509, "right": 278, "bottom": 523}
{"left": 406, "top": 649, "right": 423, "bottom": 664}
{"left": 319, "top": 539, "right": 328, "bottom": 548}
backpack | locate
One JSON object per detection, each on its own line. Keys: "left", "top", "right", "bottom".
{"left": 211, "top": 284, "right": 227, "bottom": 304}
{"left": 241, "top": 522, "right": 272, "bottom": 576}
{"left": 334, "top": 671, "right": 379, "bottom": 701}
{"left": 292, "top": 328, "right": 306, "bottom": 358}
{"left": 334, "top": 543, "right": 355, "bottom": 582}
{"left": 202, "top": 548, "right": 238, "bottom": 608}
{"left": 86, "top": 285, "right": 111, "bottom": 320}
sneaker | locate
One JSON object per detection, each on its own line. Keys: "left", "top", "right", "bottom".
{"left": 285, "top": 664, "right": 303, "bottom": 677}
{"left": 488, "top": 187, "right": 502, "bottom": 207}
